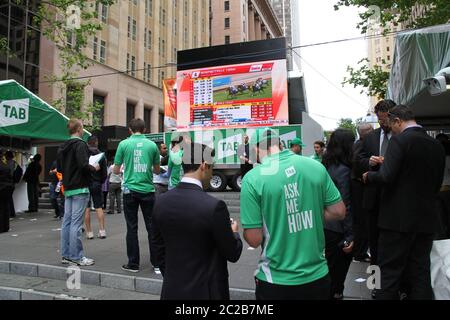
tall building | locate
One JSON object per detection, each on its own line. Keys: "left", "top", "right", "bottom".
{"left": 39, "top": 0, "right": 210, "bottom": 133}
{"left": 210, "top": 0, "right": 283, "bottom": 46}
{"left": 268, "top": 0, "right": 300, "bottom": 70}
{"left": 0, "top": 1, "right": 41, "bottom": 94}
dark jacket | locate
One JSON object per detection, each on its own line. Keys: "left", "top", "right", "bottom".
{"left": 354, "top": 128, "right": 383, "bottom": 210}
{"left": 88, "top": 147, "right": 107, "bottom": 184}
{"left": 325, "top": 164, "right": 353, "bottom": 243}
{"left": 368, "top": 127, "right": 445, "bottom": 233}
{"left": 0, "top": 160, "right": 13, "bottom": 192}
{"left": 151, "top": 182, "right": 243, "bottom": 300}
{"left": 23, "top": 160, "right": 42, "bottom": 184}
{"left": 57, "top": 138, "right": 95, "bottom": 192}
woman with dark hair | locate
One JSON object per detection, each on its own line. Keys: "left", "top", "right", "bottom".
{"left": 322, "top": 128, "right": 355, "bottom": 300}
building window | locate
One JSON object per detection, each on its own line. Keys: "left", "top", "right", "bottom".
{"left": 387, "top": 46, "right": 390, "bottom": 52}
{"left": 127, "top": 53, "right": 130, "bottom": 72}
{"left": 224, "top": 18, "right": 230, "bottom": 29}
{"left": 202, "top": 19, "right": 205, "bottom": 33}
{"left": 158, "top": 37, "right": 161, "bottom": 55}
{"left": 162, "top": 9, "right": 166, "bottom": 26}
{"left": 144, "top": 62, "right": 147, "bottom": 80}
{"left": 93, "top": 93, "right": 105, "bottom": 127}
{"left": 131, "top": 56, "right": 136, "bottom": 76}
{"left": 126, "top": 102, "right": 135, "bottom": 126}
{"left": 144, "top": 108, "right": 151, "bottom": 133}
{"left": 148, "top": 30, "right": 152, "bottom": 49}
{"left": 132, "top": 0, "right": 137, "bottom": 5}
{"left": 101, "top": 5, "right": 108, "bottom": 23}
{"left": 144, "top": 27, "right": 147, "bottom": 48}
{"left": 387, "top": 55, "right": 391, "bottom": 61}
{"left": 132, "top": 19, "right": 137, "bottom": 41}
{"left": 225, "top": 35, "right": 230, "bottom": 44}
{"left": 100, "top": 40, "right": 106, "bottom": 63}
{"left": 184, "top": 28, "right": 188, "bottom": 47}
{"left": 145, "top": 0, "right": 153, "bottom": 16}
{"left": 184, "top": 0, "right": 188, "bottom": 16}
{"left": 127, "top": 16, "right": 131, "bottom": 38}
{"left": 174, "top": 19, "right": 177, "bottom": 36}
{"left": 162, "top": 40, "right": 165, "bottom": 57}
{"left": 173, "top": 48, "right": 177, "bottom": 62}
{"left": 93, "top": 36, "right": 98, "bottom": 60}
{"left": 224, "top": 1, "right": 230, "bottom": 11}
{"left": 159, "top": 112, "right": 164, "bottom": 132}
{"left": 147, "top": 64, "right": 152, "bottom": 83}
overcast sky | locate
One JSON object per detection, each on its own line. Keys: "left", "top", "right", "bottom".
{"left": 297, "top": 0, "right": 370, "bottom": 130}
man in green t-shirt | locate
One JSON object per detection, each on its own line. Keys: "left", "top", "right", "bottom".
{"left": 168, "top": 135, "right": 184, "bottom": 190}
{"left": 114, "top": 118, "right": 160, "bottom": 273}
{"left": 240, "top": 128, "right": 346, "bottom": 300}
{"left": 289, "top": 137, "right": 305, "bottom": 155}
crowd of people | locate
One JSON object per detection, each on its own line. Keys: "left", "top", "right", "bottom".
{"left": 0, "top": 99, "right": 449, "bottom": 300}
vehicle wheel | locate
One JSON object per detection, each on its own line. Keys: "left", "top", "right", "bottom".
{"left": 209, "top": 171, "right": 227, "bottom": 192}
{"left": 230, "top": 173, "right": 243, "bottom": 192}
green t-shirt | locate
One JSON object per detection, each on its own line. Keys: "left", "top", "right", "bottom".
{"left": 310, "top": 154, "right": 322, "bottom": 163}
{"left": 168, "top": 149, "right": 183, "bottom": 188}
{"left": 114, "top": 134, "right": 160, "bottom": 193}
{"left": 240, "top": 150, "right": 342, "bottom": 286}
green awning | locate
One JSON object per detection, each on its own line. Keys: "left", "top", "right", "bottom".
{"left": 0, "top": 79, "right": 90, "bottom": 144}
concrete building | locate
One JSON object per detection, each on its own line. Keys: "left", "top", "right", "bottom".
{"left": 268, "top": 0, "right": 301, "bottom": 71}
{"left": 210, "top": 0, "right": 283, "bottom": 46}
{"left": 39, "top": 0, "right": 210, "bottom": 133}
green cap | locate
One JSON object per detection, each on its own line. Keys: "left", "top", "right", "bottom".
{"left": 289, "top": 137, "right": 306, "bottom": 147}
{"left": 250, "top": 128, "right": 280, "bottom": 145}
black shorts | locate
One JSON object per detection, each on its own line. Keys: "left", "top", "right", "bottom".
{"left": 88, "top": 182, "right": 103, "bottom": 209}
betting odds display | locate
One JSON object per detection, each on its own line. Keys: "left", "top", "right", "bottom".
{"left": 176, "top": 59, "right": 289, "bottom": 131}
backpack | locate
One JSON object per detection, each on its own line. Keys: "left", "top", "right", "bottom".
{"left": 13, "top": 164, "right": 23, "bottom": 184}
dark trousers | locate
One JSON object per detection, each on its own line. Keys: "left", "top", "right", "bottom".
{"left": 240, "top": 163, "right": 253, "bottom": 179}
{"left": 8, "top": 187, "right": 16, "bottom": 217}
{"left": 351, "top": 180, "right": 369, "bottom": 258}
{"left": 325, "top": 229, "right": 353, "bottom": 296}
{"left": 123, "top": 191, "right": 156, "bottom": 268}
{"left": 0, "top": 192, "right": 11, "bottom": 233}
{"left": 377, "top": 229, "right": 434, "bottom": 300}
{"left": 368, "top": 208, "right": 380, "bottom": 265}
{"left": 49, "top": 183, "right": 62, "bottom": 217}
{"left": 27, "top": 182, "right": 39, "bottom": 211}
{"left": 102, "top": 191, "right": 108, "bottom": 209}
{"left": 255, "top": 275, "right": 331, "bottom": 300}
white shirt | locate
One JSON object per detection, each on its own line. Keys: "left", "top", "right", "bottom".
{"left": 379, "top": 129, "right": 393, "bottom": 153}
{"left": 181, "top": 177, "right": 203, "bottom": 190}
{"left": 153, "top": 155, "right": 169, "bottom": 185}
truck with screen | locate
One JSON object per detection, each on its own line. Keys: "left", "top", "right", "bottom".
{"left": 147, "top": 38, "right": 323, "bottom": 191}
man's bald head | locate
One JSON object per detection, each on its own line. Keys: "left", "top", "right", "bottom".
{"left": 357, "top": 123, "right": 374, "bottom": 140}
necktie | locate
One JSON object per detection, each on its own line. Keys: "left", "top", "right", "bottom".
{"left": 380, "top": 132, "right": 389, "bottom": 157}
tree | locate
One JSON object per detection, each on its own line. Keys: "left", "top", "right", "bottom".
{"left": 337, "top": 1, "right": 450, "bottom": 101}
{"left": 2, "top": 0, "right": 117, "bottom": 131}
{"left": 334, "top": 0, "right": 450, "bottom": 34}
{"left": 337, "top": 118, "right": 358, "bottom": 135}
{"left": 342, "top": 58, "right": 391, "bottom": 99}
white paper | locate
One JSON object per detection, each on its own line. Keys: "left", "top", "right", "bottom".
{"left": 89, "top": 153, "right": 104, "bottom": 166}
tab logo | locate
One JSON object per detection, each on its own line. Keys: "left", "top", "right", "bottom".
{"left": 250, "top": 64, "right": 263, "bottom": 72}
{"left": 218, "top": 134, "right": 242, "bottom": 161}
{"left": 0, "top": 98, "right": 29, "bottom": 127}
{"left": 285, "top": 166, "right": 296, "bottom": 178}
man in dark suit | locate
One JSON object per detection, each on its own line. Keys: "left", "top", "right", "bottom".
{"left": 364, "top": 105, "right": 445, "bottom": 300}
{"left": 355, "top": 100, "right": 396, "bottom": 268}
{"left": 352, "top": 123, "right": 373, "bottom": 262}
{"left": 151, "top": 142, "right": 243, "bottom": 300}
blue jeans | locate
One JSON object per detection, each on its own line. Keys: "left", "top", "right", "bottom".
{"left": 61, "top": 194, "right": 89, "bottom": 261}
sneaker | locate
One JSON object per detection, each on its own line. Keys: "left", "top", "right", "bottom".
{"left": 61, "top": 257, "right": 71, "bottom": 265}
{"left": 98, "top": 230, "right": 107, "bottom": 239}
{"left": 71, "top": 257, "right": 95, "bottom": 266}
{"left": 154, "top": 267, "right": 161, "bottom": 275}
{"left": 107, "top": 211, "right": 114, "bottom": 215}
{"left": 121, "top": 264, "right": 139, "bottom": 273}
{"left": 86, "top": 231, "right": 94, "bottom": 240}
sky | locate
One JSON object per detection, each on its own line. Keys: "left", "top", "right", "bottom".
{"left": 297, "top": 0, "right": 370, "bottom": 130}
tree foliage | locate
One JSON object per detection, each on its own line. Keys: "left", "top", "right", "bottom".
{"left": 334, "top": 0, "right": 450, "bottom": 34}
{"left": 337, "top": 118, "right": 358, "bottom": 135}
{"left": 342, "top": 58, "right": 391, "bottom": 99}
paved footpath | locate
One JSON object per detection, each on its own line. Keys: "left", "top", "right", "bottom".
{"left": 0, "top": 206, "right": 371, "bottom": 300}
